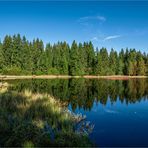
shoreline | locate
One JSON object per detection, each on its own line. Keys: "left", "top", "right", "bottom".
{"left": 0, "top": 75, "right": 148, "bottom": 80}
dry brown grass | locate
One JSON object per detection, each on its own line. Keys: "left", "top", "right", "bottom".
{"left": 0, "top": 75, "right": 148, "bottom": 80}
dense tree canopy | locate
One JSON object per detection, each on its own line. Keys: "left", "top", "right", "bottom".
{"left": 0, "top": 34, "right": 148, "bottom": 76}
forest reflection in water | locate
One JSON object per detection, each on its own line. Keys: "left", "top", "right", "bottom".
{"left": 5, "top": 78, "right": 148, "bottom": 111}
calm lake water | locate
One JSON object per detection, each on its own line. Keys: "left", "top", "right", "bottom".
{"left": 3, "top": 78, "right": 148, "bottom": 147}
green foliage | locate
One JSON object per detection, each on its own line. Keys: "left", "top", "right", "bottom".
{"left": 48, "top": 68, "right": 59, "bottom": 75}
{"left": 2, "top": 66, "right": 23, "bottom": 75}
{"left": 117, "top": 49, "right": 124, "bottom": 75}
{"left": 0, "top": 34, "right": 148, "bottom": 76}
{"left": 54, "top": 131, "right": 92, "bottom": 147}
{"left": 0, "top": 90, "right": 92, "bottom": 147}
{"left": 109, "top": 48, "right": 118, "bottom": 75}
{"left": 137, "top": 52, "right": 146, "bottom": 75}
{"left": 95, "top": 48, "right": 109, "bottom": 75}
{"left": 23, "top": 141, "right": 34, "bottom": 148}
{"left": 83, "top": 42, "right": 95, "bottom": 74}
{"left": 69, "top": 41, "right": 84, "bottom": 76}
{"left": 127, "top": 49, "right": 137, "bottom": 76}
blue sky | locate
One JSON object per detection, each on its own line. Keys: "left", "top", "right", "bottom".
{"left": 0, "top": 1, "right": 148, "bottom": 52}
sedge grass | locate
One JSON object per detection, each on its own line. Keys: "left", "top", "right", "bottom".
{"left": 0, "top": 85, "right": 92, "bottom": 147}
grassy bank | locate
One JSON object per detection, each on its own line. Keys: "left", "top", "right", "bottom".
{"left": 0, "top": 75, "right": 148, "bottom": 80}
{"left": 0, "top": 84, "right": 93, "bottom": 147}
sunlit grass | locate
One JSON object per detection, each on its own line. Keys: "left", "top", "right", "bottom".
{"left": 0, "top": 82, "right": 9, "bottom": 93}
{"left": 0, "top": 84, "right": 92, "bottom": 147}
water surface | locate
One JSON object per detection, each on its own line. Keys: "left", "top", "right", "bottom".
{"left": 3, "top": 78, "right": 148, "bottom": 147}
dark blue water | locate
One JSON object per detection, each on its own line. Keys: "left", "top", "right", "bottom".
{"left": 69, "top": 98, "right": 148, "bottom": 147}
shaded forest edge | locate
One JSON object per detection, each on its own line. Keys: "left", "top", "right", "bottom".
{"left": 0, "top": 75, "right": 148, "bottom": 80}
{"left": 0, "top": 34, "right": 148, "bottom": 76}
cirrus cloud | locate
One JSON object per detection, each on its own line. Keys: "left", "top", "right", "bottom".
{"left": 103, "top": 35, "right": 121, "bottom": 41}
{"left": 78, "top": 15, "right": 106, "bottom": 22}
{"left": 91, "top": 35, "right": 122, "bottom": 43}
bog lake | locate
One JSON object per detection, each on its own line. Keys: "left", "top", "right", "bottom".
{"left": 1, "top": 78, "right": 148, "bottom": 147}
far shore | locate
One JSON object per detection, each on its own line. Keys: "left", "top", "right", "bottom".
{"left": 0, "top": 75, "right": 148, "bottom": 80}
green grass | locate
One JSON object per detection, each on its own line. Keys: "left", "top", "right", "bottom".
{"left": 0, "top": 87, "right": 93, "bottom": 147}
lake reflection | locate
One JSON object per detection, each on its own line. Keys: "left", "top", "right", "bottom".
{"left": 4, "top": 78, "right": 148, "bottom": 146}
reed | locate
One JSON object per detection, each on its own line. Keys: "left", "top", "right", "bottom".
{"left": 0, "top": 86, "right": 93, "bottom": 147}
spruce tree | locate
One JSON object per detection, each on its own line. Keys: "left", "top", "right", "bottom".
{"left": 69, "top": 40, "right": 82, "bottom": 76}
{"left": 2, "top": 35, "right": 13, "bottom": 68}
{"left": 45, "top": 43, "right": 53, "bottom": 74}
{"left": 59, "top": 42, "right": 69, "bottom": 75}
{"left": 21, "top": 36, "right": 32, "bottom": 74}
{"left": 109, "top": 48, "right": 118, "bottom": 75}
{"left": 137, "top": 53, "right": 146, "bottom": 76}
{"left": 83, "top": 42, "right": 95, "bottom": 74}
{"left": 117, "top": 49, "right": 124, "bottom": 75}
{"left": 127, "top": 49, "right": 137, "bottom": 76}
{"left": 95, "top": 48, "right": 109, "bottom": 75}
{"left": 52, "top": 43, "right": 61, "bottom": 74}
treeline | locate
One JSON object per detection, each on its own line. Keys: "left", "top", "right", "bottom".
{"left": 0, "top": 34, "right": 148, "bottom": 75}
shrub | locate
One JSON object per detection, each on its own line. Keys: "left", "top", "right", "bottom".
{"left": 2, "top": 66, "right": 23, "bottom": 75}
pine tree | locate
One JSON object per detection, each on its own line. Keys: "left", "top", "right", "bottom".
{"left": 109, "top": 48, "right": 118, "bottom": 75}
{"left": 52, "top": 43, "right": 61, "bottom": 74}
{"left": 69, "top": 41, "right": 82, "bottom": 76}
{"left": 123, "top": 48, "right": 129, "bottom": 75}
{"left": 95, "top": 48, "right": 109, "bottom": 75}
{"left": 137, "top": 53, "right": 146, "bottom": 76}
{"left": 2, "top": 35, "right": 13, "bottom": 68}
{"left": 78, "top": 43, "right": 85, "bottom": 75}
{"left": 127, "top": 49, "right": 137, "bottom": 76}
{"left": 83, "top": 42, "right": 95, "bottom": 74}
{"left": 59, "top": 42, "right": 69, "bottom": 75}
{"left": 32, "top": 38, "right": 44, "bottom": 74}
{"left": 12, "top": 34, "right": 22, "bottom": 68}
{"left": 95, "top": 50, "right": 102, "bottom": 75}
{"left": 45, "top": 43, "right": 53, "bottom": 74}
{"left": 21, "top": 36, "right": 32, "bottom": 74}
{"left": 117, "top": 49, "right": 124, "bottom": 75}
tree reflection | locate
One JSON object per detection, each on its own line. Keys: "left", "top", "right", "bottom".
{"left": 6, "top": 78, "right": 148, "bottom": 111}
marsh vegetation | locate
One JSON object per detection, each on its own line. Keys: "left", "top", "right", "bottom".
{"left": 0, "top": 83, "right": 93, "bottom": 147}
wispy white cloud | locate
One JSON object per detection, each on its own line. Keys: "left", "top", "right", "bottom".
{"left": 79, "top": 15, "right": 106, "bottom": 22}
{"left": 91, "top": 35, "right": 121, "bottom": 43}
{"left": 103, "top": 35, "right": 121, "bottom": 41}
{"left": 78, "top": 15, "right": 106, "bottom": 25}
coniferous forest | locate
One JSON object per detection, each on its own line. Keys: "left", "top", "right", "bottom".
{"left": 0, "top": 34, "right": 148, "bottom": 76}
